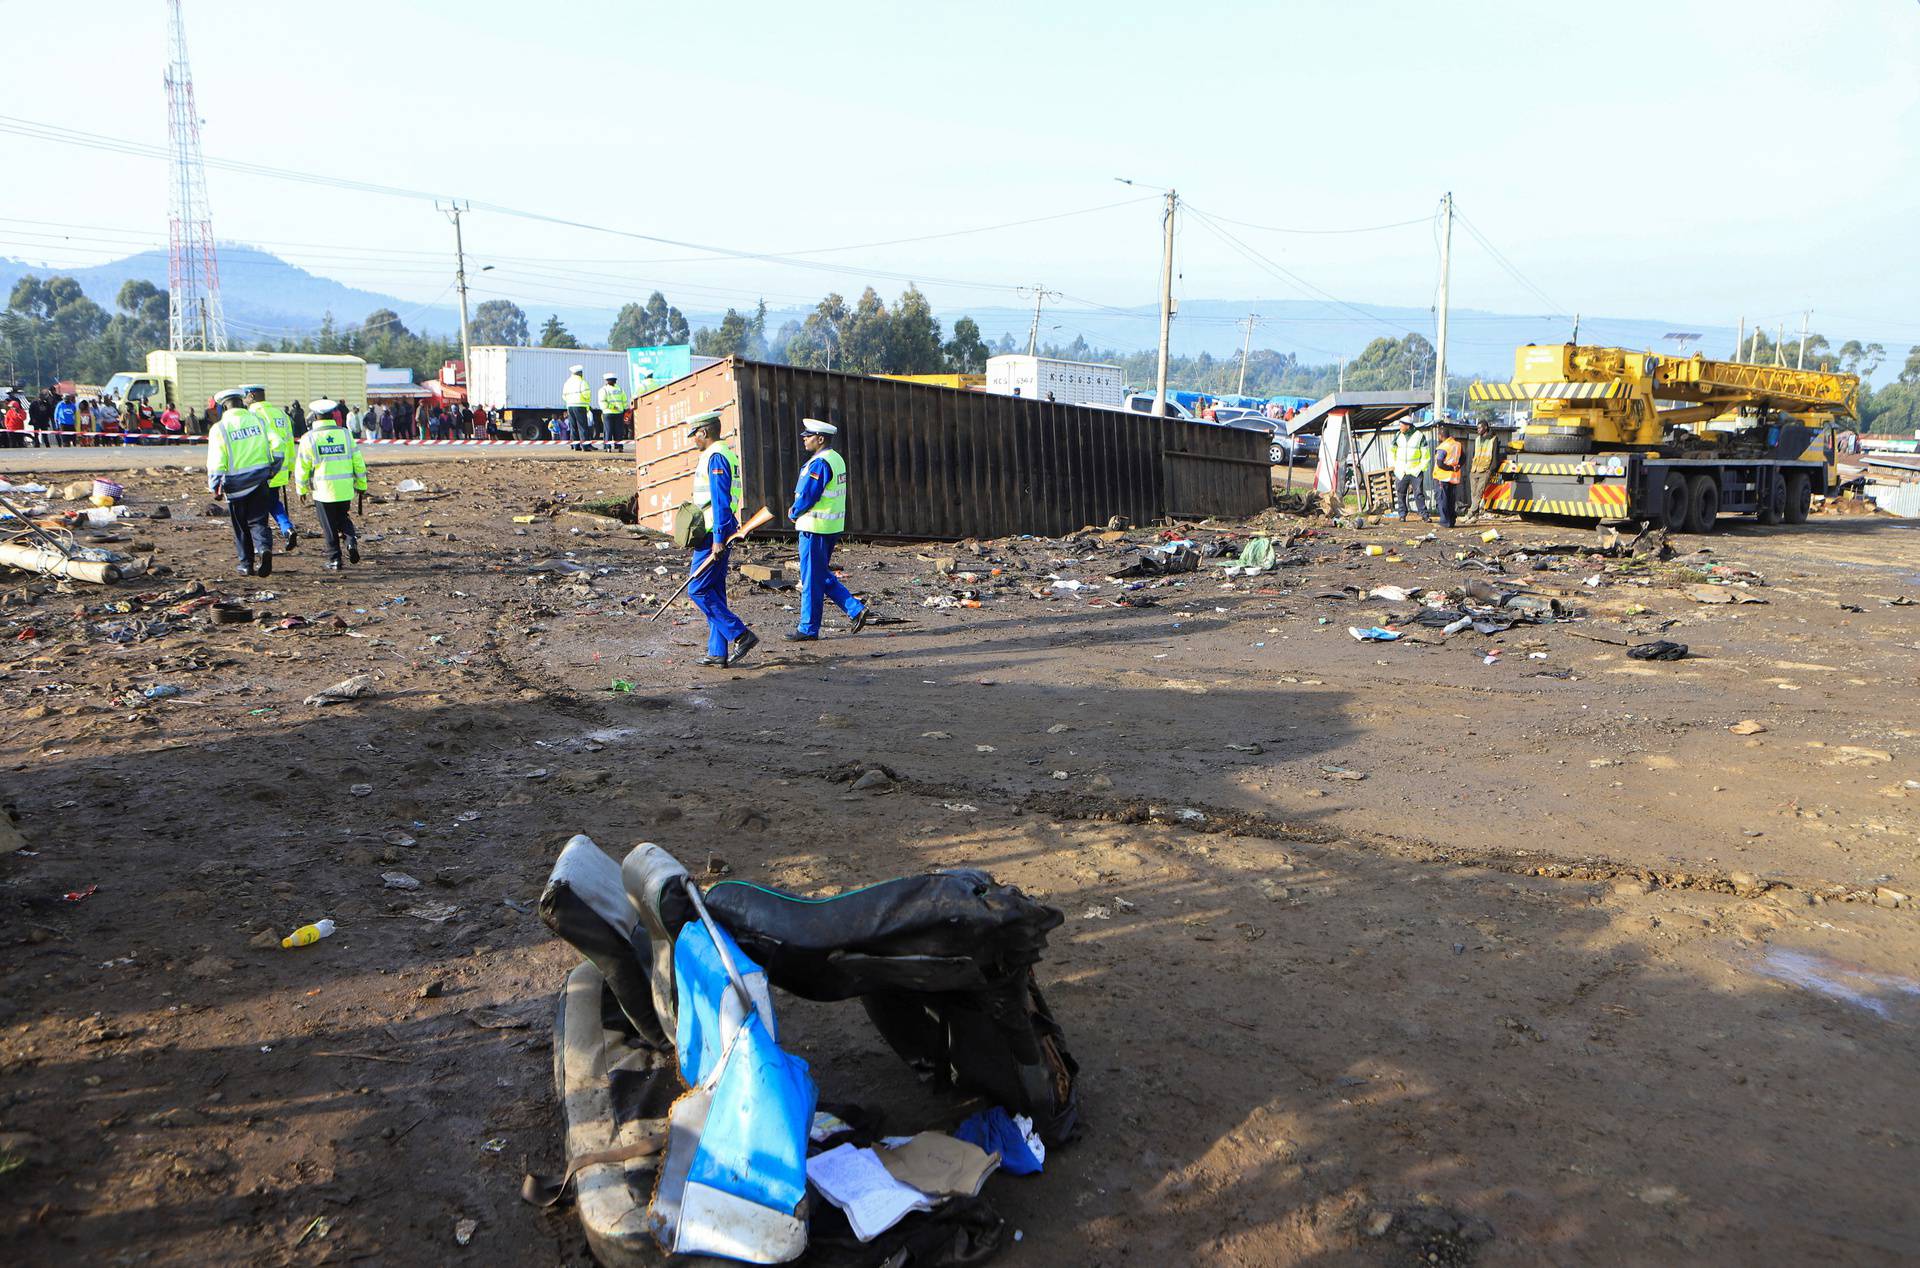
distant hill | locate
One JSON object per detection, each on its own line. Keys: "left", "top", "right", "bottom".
{"left": 0, "top": 244, "right": 1797, "bottom": 380}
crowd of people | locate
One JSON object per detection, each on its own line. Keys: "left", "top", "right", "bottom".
{"left": 2, "top": 387, "right": 189, "bottom": 447}
{"left": 364, "top": 399, "right": 491, "bottom": 441}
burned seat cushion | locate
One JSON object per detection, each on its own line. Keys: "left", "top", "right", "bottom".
{"left": 539, "top": 835, "right": 667, "bottom": 1049}
{"left": 683, "top": 871, "right": 1063, "bottom": 1001}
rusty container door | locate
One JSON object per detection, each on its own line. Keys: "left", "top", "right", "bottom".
{"left": 634, "top": 359, "right": 1270, "bottom": 539}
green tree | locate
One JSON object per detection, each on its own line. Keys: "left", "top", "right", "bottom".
{"left": 840, "top": 287, "right": 891, "bottom": 374}
{"left": 887, "top": 285, "right": 944, "bottom": 373}
{"left": 471, "top": 299, "right": 530, "bottom": 346}
{"left": 786, "top": 294, "right": 849, "bottom": 370}
{"left": 362, "top": 307, "right": 409, "bottom": 340}
{"left": 610, "top": 291, "right": 691, "bottom": 348}
{"left": 114, "top": 280, "right": 169, "bottom": 349}
{"left": 1837, "top": 340, "right": 1885, "bottom": 378}
{"left": 943, "top": 316, "right": 989, "bottom": 373}
{"left": 1899, "top": 345, "right": 1920, "bottom": 386}
{"left": 2, "top": 275, "right": 108, "bottom": 384}
{"left": 692, "top": 307, "right": 755, "bottom": 359}
{"left": 539, "top": 314, "right": 579, "bottom": 349}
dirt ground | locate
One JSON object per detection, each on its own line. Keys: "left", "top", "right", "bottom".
{"left": 2, "top": 456, "right": 1916, "bottom": 1267}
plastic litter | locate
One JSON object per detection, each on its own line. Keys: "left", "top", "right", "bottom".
{"left": 1349, "top": 626, "right": 1400, "bottom": 641}
{"left": 282, "top": 918, "right": 336, "bottom": 949}
{"left": 142, "top": 684, "right": 184, "bottom": 700}
{"left": 1628, "top": 640, "right": 1689, "bottom": 661}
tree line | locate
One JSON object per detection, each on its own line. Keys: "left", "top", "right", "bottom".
{"left": 6, "top": 271, "right": 1917, "bottom": 433}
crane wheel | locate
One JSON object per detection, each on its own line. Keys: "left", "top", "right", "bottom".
{"left": 1685, "top": 474, "right": 1720, "bottom": 533}
{"left": 1784, "top": 473, "right": 1812, "bottom": 524}
{"left": 1523, "top": 428, "right": 1594, "bottom": 455}
{"left": 1657, "top": 472, "right": 1689, "bottom": 529}
{"left": 1756, "top": 476, "right": 1786, "bottom": 525}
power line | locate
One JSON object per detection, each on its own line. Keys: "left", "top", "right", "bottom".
{"left": 1193, "top": 210, "right": 1432, "bottom": 236}
{"left": 1451, "top": 206, "right": 1571, "bottom": 322}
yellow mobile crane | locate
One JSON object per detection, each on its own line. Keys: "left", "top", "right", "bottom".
{"left": 1467, "top": 344, "right": 1858, "bottom": 531}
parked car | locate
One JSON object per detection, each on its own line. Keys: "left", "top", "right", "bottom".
{"left": 1239, "top": 416, "right": 1320, "bottom": 464}
{"left": 1121, "top": 392, "right": 1196, "bottom": 420}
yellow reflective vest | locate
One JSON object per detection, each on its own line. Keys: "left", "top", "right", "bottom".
{"left": 562, "top": 374, "right": 591, "bottom": 408}
{"left": 597, "top": 383, "right": 628, "bottom": 414}
{"left": 252, "top": 402, "right": 296, "bottom": 487}
{"left": 794, "top": 449, "right": 847, "bottom": 534}
{"left": 294, "top": 423, "right": 368, "bottom": 503}
{"left": 206, "top": 405, "right": 284, "bottom": 497}
{"left": 1390, "top": 429, "right": 1432, "bottom": 477}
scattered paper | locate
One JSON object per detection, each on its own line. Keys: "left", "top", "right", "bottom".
{"left": 806, "top": 1143, "right": 935, "bottom": 1242}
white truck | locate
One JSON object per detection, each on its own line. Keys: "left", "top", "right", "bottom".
{"left": 465, "top": 346, "right": 631, "bottom": 439}
{"left": 984, "top": 354, "right": 1125, "bottom": 408}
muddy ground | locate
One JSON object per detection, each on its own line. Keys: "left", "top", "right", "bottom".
{"left": 1, "top": 456, "right": 1916, "bottom": 1266}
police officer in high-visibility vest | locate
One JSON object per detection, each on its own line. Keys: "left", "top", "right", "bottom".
{"left": 245, "top": 384, "right": 300, "bottom": 550}
{"left": 595, "top": 373, "right": 627, "bottom": 452}
{"left": 685, "top": 410, "right": 758, "bottom": 667}
{"left": 206, "top": 386, "right": 287, "bottom": 577}
{"left": 1432, "top": 425, "right": 1466, "bottom": 527}
{"left": 293, "top": 398, "right": 369, "bottom": 570}
{"left": 1389, "top": 417, "right": 1432, "bottom": 521}
{"left": 561, "top": 364, "right": 592, "bottom": 451}
{"left": 784, "top": 418, "right": 869, "bottom": 642}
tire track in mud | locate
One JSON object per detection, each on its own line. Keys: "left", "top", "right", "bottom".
{"left": 795, "top": 760, "right": 1902, "bottom": 908}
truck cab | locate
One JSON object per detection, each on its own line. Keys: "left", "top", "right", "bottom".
{"left": 102, "top": 371, "right": 168, "bottom": 412}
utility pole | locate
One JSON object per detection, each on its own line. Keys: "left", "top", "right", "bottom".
{"left": 1236, "top": 313, "right": 1260, "bottom": 395}
{"left": 439, "top": 201, "right": 474, "bottom": 384}
{"left": 1797, "top": 309, "right": 1810, "bottom": 370}
{"left": 1571, "top": 312, "right": 1580, "bottom": 343}
{"left": 1337, "top": 356, "right": 1346, "bottom": 392}
{"left": 1432, "top": 192, "right": 1453, "bottom": 422}
{"left": 1155, "top": 189, "right": 1177, "bottom": 416}
{"left": 1017, "top": 284, "right": 1061, "bottom": 357}
{"left": 1735, "top": 314, "right": 1745, "bottom": 362}
{"left": 1775, "top": 323, "right": 1786, "bottom": 366}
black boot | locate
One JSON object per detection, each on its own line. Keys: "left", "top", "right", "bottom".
{"left": 346, "top": 537, "right": 361, "bottom": 564}
{"left": 728, "top": 630, "right": 760, "bottom": 666}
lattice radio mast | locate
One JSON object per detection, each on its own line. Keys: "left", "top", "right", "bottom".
{"left": 165, "top": 0, "right": 226, "bottom": 351}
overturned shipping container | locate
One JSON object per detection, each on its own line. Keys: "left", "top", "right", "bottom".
{"left": 633, "top": 360, "right": 1270, "bottom": 539}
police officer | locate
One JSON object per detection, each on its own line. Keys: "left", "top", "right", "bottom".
{"left": 685, "top": 410, "right": 757, "bottom": 668}
{"left": 595, "top": 372, "right": 627, "bottom": 452}
{"left": 293, "top": 399, "right": 369, "bottom": 570}
{"left": 785, "top": 418, "right": 869, "bottom": 641}
{"left": 561, "top": 364, "right": 592, "bottom": 450}
{"left": 245, "top": 384, "right": 299, "bottom": 550}
{"left": 206, "top": 386, "right": 286, "bottom": 576}
{"left": 1389, "top": 417, "right": 1432, "bottom": 521}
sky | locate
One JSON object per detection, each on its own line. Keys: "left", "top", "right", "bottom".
{"left": 3, "top": 0, "right": 1918, "bottom": 358}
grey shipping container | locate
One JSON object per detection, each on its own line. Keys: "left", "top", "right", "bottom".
{"left": 633, "top": 360, "right": 1271, "bottom": 539}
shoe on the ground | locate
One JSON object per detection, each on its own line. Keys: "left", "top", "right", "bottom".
{"left": 286, "top": 529, "right": 299, "bottom": 551}
{"left": 255, "top": 554, "right": 272, "bottom": 578}
{"left": 346, "top": 538, "right": 361, "bottom": 564}
{"left": 237, "top": 562, "right": 254, "bottom": 576}
{"left": 784, "top": 630, "right": 818, "bottom": 642}
{"left": 697, "top": 654, "right": 726, "bottom": 667}
{"left": 851, "top": 607, "right": 870, "bottom": 633}
{"left": 728, "top": 630, "right": 760, "bottom": 666}
{"left": 326, "top": 560, "right": 341, "bottom": 571}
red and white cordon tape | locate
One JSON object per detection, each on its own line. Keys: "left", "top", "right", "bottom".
{"left": 361, "top": 437, "right": 622, "bottom": 446}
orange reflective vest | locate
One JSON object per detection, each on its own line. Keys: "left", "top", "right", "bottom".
{"left": 1434, "top": 436, "right": 1464, "bottom": 484}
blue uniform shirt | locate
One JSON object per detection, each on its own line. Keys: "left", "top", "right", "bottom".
{"left": 708, "top": 449, "right": 738, "bottom": 541}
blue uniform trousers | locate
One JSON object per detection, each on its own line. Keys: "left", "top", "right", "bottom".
{"left": 226, "top": 485, "right": 275, "bottom": 569}
{"left": 267, "top": 486, "right": 295, "bottom": 537}
{"left": 689, "top": 545, "right": 747, "bottom": 656}
{"left": 796, "top": 532, "right": 864, "bottom": 636}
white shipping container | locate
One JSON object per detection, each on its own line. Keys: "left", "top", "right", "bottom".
{"left": 984, "top": 354, "right": 1125, "bottom": 408}
{"left": 466, "top": 346, "right": 631, "bottom": 412}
